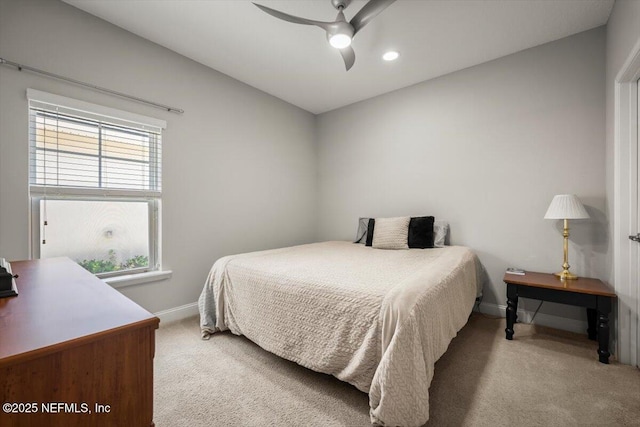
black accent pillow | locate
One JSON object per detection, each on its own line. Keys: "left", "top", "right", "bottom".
{"left": 365, "top": 218, "right": 375, "bottom": 247}
{"left": 408, "top": 216, "right": 435, "bottom": 249}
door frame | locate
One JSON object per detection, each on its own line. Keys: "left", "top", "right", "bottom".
{"left": 614, "top": 38, "right": 640, "bottom": 367}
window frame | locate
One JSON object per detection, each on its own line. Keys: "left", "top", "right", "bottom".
{"left": 27, "top": 89, "right": 165, "bottom": 279}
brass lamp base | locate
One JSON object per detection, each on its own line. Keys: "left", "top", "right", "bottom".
{"left": 554, "top": 219, "right": 579, "bottom": 282}
{"left": 555, "top": 270, "right": 578, "bottom": 281}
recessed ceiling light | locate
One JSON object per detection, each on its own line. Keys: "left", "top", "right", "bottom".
{"left": 382, "top": 51, "right": 399, "bottom": 61}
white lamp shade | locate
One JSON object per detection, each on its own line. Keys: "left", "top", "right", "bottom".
{"left": 544, "top": 194, "right": 590, "bottom": 219}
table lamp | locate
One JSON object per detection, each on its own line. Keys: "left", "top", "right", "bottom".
{"left": 544, "top": 194, "right": 589, "bottom": 280}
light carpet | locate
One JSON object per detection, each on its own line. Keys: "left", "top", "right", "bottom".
{"left": 154, "top": 314, "right": 640, "bottom": 426}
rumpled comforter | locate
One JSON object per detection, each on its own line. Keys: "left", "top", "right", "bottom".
{"left": 198, "top": 241, "right": 478, "bottom": 426}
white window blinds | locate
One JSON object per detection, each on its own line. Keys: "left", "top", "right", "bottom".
{"left": 27, "top": 89, "right": 164, "bottom": 197}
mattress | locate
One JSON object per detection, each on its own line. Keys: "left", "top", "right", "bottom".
{"left": 198, "top": 241, "right": 479, "bottom": 426}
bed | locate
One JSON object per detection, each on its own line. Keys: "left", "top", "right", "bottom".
{"left": 198, "top": 241, "right": 480, "bottom": 426}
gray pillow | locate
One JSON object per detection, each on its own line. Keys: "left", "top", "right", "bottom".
{"left": 354, "top": 217, "right": 370, "bottom": 244}
{"left": 434, "top": 221, "right": 449, "bottom": 247}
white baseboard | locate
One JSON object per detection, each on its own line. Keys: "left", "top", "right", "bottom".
{"left": 477, "top": 301, "right": 588, "bottom": 335}
{"left": 155, "top": 302, "right": 198, "bottom": 325}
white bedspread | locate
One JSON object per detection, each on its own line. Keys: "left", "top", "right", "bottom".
{"left": 198, "top": 241, "right": 478, "bottom": 426}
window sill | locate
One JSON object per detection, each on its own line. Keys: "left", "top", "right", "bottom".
{"left": 103, "top": 270, "right": 172, "bottom": 289}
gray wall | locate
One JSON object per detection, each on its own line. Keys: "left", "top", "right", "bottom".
{"left": 0, "top": 0, "right": 317, "bottom": 312}
{"left": 317, "top": 28, "right": 607, "bottom": 324}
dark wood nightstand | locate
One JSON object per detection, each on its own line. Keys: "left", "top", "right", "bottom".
{"left": 503, "top": 271, "right": 616, "bottom": 364}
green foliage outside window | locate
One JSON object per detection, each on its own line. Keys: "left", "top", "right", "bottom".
{"left": 78, "top": 249, "right": 149, "bottom": 274}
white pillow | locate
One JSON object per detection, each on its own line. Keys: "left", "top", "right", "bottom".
{"left": 434, "top": 221, "right": 449, "bottom": 247}
{"left": 372, "top": 216, "right": 410, "bottom": 249}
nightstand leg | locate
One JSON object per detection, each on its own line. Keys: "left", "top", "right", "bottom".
{"left": 597, "top": 297, "right": 612, "bottom": 364}
{"left": 598, "top": 313, "right": 611, "bottom": 363}
{"left": 597, "top": 313, "right": 610, "bottom": 364}
{"left": 505, "top": 284, "right": 518, "bottom": 340}
{"left": 587, "top": 308, "right": 597, "bottom": 340}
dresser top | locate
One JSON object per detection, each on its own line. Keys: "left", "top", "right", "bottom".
{"left": 0, "top": 257, "right": 159, "bottom": 365}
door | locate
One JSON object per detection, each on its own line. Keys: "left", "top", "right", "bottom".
{"left": 616, "top": 40, "right": 640, "bottom": 368}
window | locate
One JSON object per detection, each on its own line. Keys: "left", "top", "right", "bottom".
{"left": 28, "top": 89, "right": 165, "bottom": 278}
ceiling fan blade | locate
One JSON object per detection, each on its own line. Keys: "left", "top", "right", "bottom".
{"left": 350, "top": 0, "right": 396, "bottom": 36}
{"left": 253, "top": 3, "right": 332, "bottom": 31}
{"left": 339, "top": 45, "right": 356, "bottom": 71}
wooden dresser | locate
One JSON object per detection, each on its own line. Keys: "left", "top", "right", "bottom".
{"left": 0, "top": 258, "right": 159, "bottom": 427}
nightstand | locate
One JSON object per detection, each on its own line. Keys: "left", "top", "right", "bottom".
{"left": 503, "top": 271, "right": 616, "bottom": 364}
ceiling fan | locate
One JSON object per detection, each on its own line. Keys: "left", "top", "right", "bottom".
{"left": 253, "top": 0, "right": 396, "bottom": 71}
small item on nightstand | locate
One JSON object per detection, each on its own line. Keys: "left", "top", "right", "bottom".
{"left": 505, "top": 267, "right": 525, "bottom": 275}
{"left": 0, "top": 258, "right": 19, "bottom": 298}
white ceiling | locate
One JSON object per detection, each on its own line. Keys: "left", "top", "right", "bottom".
{"left": 63, "top": 0, "right": 614, "bottom": 114}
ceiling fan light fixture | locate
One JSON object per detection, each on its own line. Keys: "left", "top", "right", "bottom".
{"left": 329, "top": 33, "right": 352, "bottom": 49}
{"left": 253, "top": 0, "right": 397, "bottom": 70}
{"left": 383, "top": 51, "right": 399, "bottom": 61}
